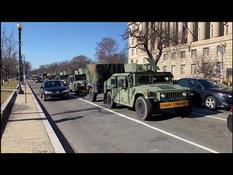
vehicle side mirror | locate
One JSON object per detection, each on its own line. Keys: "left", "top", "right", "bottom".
{"left": 40, "top": 86, "right": 43, "bottom": 89}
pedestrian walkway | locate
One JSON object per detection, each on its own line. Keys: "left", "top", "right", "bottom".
{"left": 1, "top": 84, "right": 55, "bottom": 153}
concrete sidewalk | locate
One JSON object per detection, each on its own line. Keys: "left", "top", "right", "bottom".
{"left": 1, "top": 84, "right": 57, "bottom": 153}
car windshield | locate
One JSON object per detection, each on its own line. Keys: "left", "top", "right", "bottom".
{"left": 199, "top": 80, "right": 227, "bottom": 88}
{"left": 44, "top": 81, "right": 62, "bottom": 88}
{"left": 75, "top": 75, "right": 86, "bottom": 81}
{"left": 60, "top": 75, "right": 68, "bottom": 80}
{"left": 135, "top": 74, "right": 172, "bottom": 85}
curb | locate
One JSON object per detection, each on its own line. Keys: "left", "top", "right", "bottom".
{"left": 27, "top": 82, "right": 66, "bottom": 153}
{"left": 1, "top": 89, "right": 17, "bottom": 136}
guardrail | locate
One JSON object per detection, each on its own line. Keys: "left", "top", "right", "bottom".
{"left": 1, "top": 89, "right": 17, "bottom": 136}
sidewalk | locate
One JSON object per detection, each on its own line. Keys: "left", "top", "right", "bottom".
{"left": 1, "top": 84, "right": 56, "bottom": 153}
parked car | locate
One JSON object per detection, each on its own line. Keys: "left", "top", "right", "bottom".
{"left": 176, "top": 78, "right": 232, "bottom": 110}
{"left": 35, "top": 77, "right": 42, "bottom": 83}
{"left": 40, "top": 80, "right": 69, "bottom": 101}
{"left": 227, "top": 106, "right": 232, "bottom": 132}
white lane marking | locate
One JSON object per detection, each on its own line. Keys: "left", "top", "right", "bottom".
{"left": 79, "top": 98, "right": 219, "bottom": 153}
{"left": 192, "top": 112, "right": 227, "bottom": 121}
{"left": 28, "top": 82, "right": 66, "bottom": 153}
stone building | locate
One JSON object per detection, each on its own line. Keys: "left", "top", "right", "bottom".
{"left": 128, "top": 22, "right": 232, "bottom": 83}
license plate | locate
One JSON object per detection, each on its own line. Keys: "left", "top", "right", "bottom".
{"left": 160, "top": 100, "right": 189, "bottom": 109}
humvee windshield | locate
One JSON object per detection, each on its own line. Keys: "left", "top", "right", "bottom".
{"left": 135, "top": 73, "right": 173, "bottom": 85}
{"left": 75, "top": 74, "right": 86, "bottom": 81}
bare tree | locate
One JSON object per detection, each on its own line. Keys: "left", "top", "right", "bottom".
{"left": 123, "top": 22, "right": 184, "bottom": 71}
{"left": 1, "top": 29, "right": 19, "bottom": 83}
{"left": 71, "top": 55, "right": 92, "bottom": 70}
{"left": 95, "top": 37, "right": 127, "bottom": 64}
{"left": 192, "top": 55, "right": 220, "bottom": 79}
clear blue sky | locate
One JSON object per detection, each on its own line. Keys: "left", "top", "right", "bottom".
{"left": 1, "top": 22, "right": 128, "bottom": 69}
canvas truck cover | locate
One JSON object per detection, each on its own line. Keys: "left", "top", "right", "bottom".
{"left": 86, "top": 64, "right": 125, "bottom": 85}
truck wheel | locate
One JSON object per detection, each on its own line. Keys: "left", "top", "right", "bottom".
{"left": 135, "top": 96, "right": 152, "bottom": 120}
{"left": 175, "top": 106, "right": 192, "bottom": 117}
{"left": 89, "top": 88, "right": 96, "bottom": 102}
{"left": 106, "top": 91, "right": 116, "bottom": 108}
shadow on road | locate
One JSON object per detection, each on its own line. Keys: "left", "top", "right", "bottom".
{"left": 54, "top": 116, "right": 84, "bottom": 123}
{"left": 50, "top": 107, "right": 101, "bottom": 116}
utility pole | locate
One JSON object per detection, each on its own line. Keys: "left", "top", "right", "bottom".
{"left": 23, "top": 55, "right": 27, "bottom": 103}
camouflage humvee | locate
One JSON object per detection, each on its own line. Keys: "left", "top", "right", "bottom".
{"left": 104, "top": 64, "right": 192, "bottom": 120}
{"left": 68, "top": 68, "right": 87, "bottom": 95}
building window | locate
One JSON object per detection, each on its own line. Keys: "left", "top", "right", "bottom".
{"left": 191, "top": 64, "right": 196, "bottom": 74}
{"left": 136, "top": 48, "right": 138, "bottom": 55}
{"left": 171, "top": 65, "right": 176, "bottom": 74}
{"left": 203, "top": 47, "right": 209, "bottom": 57}
{"left": 216, "top": 62, "right": 222, "bottom": 75}
{"left": 171, "top": 52, "right": 176, "bottom": 60}
{"left": 163, "top": 54, "right": 167, "bottom": 61}
{"left": 131, "top": 60, "right": 133, "bottom": 63}
{"left": 131, "top": 49, "right": 134, "bottom": 56}
{"left": 191, "top": 49, "right": 197, "bottom": 59}
{"left": 180, "top": 65, "right": 185, "bottom": 74}
{"left": 181, "top": 51, "right": 186, "bottom": 59}
{"left": 135, "top": 59, "right": 138, "bottom": 64}
{"left": 163, "top": 66, "right": 167, "bottom": 72}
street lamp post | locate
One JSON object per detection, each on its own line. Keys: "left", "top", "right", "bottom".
{"left": 17, "top": 22, "right": 24, "bottom": 94}
{"left": 219, "top": 44, "right": 226, "bottom": 83}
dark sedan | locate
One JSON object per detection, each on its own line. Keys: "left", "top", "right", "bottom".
{"left": 40, "top": 80, "right": 69, "bottom": 101}
{"left": 176, "top": 78, "right": 232, "bottom": 110}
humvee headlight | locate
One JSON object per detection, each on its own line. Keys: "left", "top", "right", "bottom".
{"left": 182, "top": 92, "right": 187, "bottom": 97}
{"left": 160, "top": 93, "right": 166, "bottom": 98}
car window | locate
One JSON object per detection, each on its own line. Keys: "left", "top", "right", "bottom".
{"left": 177, "top": 79, "right": 189, "bottom": 87}
{"left": 44, "top": 81, "right": 62, "bottom": 88}
{"left": 190, "top": 80, "right": 197, "bottom": 88}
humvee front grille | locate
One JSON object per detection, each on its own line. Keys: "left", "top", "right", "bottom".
{"left": 162, "top": 92, "right": 184, "bottom": 101}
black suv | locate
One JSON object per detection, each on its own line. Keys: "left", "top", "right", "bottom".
{"left": 40, "top": 80, "right": 69, "bottom": 101}
{"left": 176, "top": 78, "right": 232, "bottom": 110}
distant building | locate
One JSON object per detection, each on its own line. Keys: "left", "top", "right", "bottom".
{"left": 128, "top": 22, "right": 232, "bottom": 83}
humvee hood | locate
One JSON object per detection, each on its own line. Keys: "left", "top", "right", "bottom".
{"left": 137, "top": 84, "right": 187, "bottom": 92}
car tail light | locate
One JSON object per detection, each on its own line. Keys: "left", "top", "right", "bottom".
{"left": 231, "top": 106, "right": 233, "bottom": 112}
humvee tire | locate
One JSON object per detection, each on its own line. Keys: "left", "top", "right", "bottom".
{"left": 135, "top": 96, "right": 152, "bottom": 120}
{"left": 89, "top": 88, "right": 97, "bottom": 102}
{"left": 106, "top": 91, "right": 116, "bottom": 108}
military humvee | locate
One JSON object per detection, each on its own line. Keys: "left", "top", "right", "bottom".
{"left": 68, "top": 68, "right": 87, "bottom": 95}
{"left": 104, "top": 64, "right": 192, "bottom": 120}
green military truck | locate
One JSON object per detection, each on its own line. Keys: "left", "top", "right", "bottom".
{"left": 103, "top": 64, "right": 192, "bottom": 120}
{"left": 68, "top": 68, "right": 87, "bottom": 95}
{"left": 86, "top": 64, "right": 125, "bottom": 101}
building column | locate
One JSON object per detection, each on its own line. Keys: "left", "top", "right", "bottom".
{"left": 187, "top": 22, "right": 194, "bottom": 42}
{"left": 178, "top": 22, "right": 183, "bottom": 43}
{"left": 210, "top": 22, "right": 219, "bottom": 38}
{"left": 198, "top": 22, "right": 206, "bottom": 40}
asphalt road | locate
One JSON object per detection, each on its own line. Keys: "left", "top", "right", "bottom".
{"left": 28, "top": 81, "right": 232, "bottom": 153}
